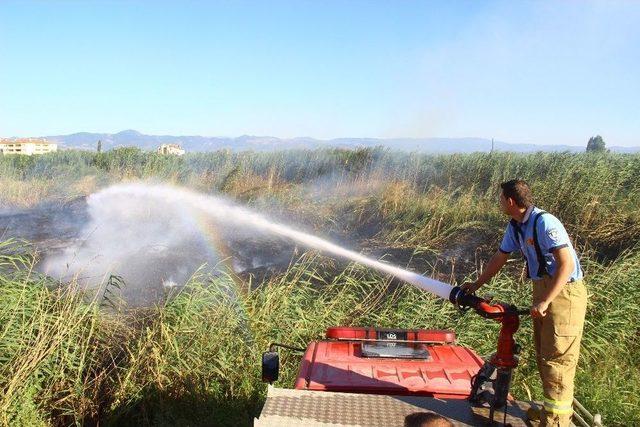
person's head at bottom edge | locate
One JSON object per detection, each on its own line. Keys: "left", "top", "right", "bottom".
{"left": 404, "top": 411, "right": 455, "bottom": 427}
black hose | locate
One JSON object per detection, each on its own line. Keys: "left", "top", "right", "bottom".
{"left": 449, "top": 286, "right": 532, "bottom": 318}
{"left": 268, "top": 342, "right": 307, "bottom": 353}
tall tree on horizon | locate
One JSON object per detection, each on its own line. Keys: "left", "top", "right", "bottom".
{"left": 586, "top": 135, "right": 606, "bottom": 152}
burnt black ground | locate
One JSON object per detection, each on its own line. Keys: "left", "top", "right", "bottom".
{"left": 0, "top": 198, "right": 517, "bottom": 306}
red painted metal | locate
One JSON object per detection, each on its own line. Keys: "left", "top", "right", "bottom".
{"left": 492, "top": 311, "right": 520, "bottom": 369}
{"left": 472, "top": 302, "right": 521, "bottom": 369}
{"left": 295, "top": 329, "right": 484, "bottom": 398}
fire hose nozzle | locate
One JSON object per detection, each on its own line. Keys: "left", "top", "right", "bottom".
{"left": 449, "top": 286, "right": 484, "bottom": 310}
{"left": 449, "top": 286, "right": 500, "bottom": 318}
{"left": 449, "top": 286, "right": 531, "bottom": 319}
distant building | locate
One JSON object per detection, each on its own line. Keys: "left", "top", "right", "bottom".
{"left": 157, "top": 143, "right": 185, "bottom": 156}
{"left": 0, "top": 138, "right": 58, "bottom": 155}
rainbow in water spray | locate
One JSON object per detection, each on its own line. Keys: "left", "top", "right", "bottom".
{"left": 90, "top": 183, "right": 454, "bottom": 300}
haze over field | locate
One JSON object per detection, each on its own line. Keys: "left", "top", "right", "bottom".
{"left": 35, "top": 130, "right": 640, "bottom": 153}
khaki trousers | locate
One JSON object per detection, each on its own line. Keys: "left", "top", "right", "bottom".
{"left": 532, "top": 277, "right": 588, "bottom": 427}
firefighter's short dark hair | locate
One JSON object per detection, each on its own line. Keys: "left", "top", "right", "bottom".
{"left": 500, "top": 179, "right": 533, "bottom": 208}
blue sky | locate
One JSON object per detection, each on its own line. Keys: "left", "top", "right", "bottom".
{"left": 1, "top": 1, "right": 638, "bottom": 146}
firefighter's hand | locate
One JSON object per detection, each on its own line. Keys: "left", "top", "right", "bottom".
{"left": 461, "top": 281, "right": 481, "bottom": 295}
{"left": 531, "top": 301, "right": 550, "bottom": 318}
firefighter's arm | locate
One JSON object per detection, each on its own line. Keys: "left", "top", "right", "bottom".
{"left": 461, "top": 250, "right": 509, "bottom": 294}
{"left": 531, "top": 246, "right": 575, "bottom": 317}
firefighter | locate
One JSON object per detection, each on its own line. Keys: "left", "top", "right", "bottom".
{"left": 461, "top": 179, "right": 587, "bottom": 427}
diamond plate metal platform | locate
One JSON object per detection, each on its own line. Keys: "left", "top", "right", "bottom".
{"left": 255, "top": 386, "right": 534, "bottom": 427}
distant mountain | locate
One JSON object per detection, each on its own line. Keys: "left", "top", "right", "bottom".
{"left": 42, "top": 130, "right": 640, "bottom": 154}
{"left": 45, "top": 130, "right": 322, "bottom": 152}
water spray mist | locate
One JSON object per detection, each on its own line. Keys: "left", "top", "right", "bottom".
{"left": 88, "top": 183, "right": 454, "bottom": 300}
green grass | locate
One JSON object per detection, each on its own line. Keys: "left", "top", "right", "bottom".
{"left": 1, "top": 149, "right": 639, "bottom": 426}
{"left": 1, "top": 249, "right": 639, "bottom": 426}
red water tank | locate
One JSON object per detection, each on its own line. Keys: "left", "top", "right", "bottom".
{"left": 295, "top": 327, "right": 483, "bottom": 399}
